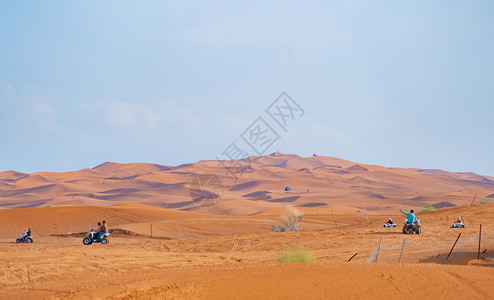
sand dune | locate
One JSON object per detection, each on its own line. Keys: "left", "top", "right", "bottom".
{"left": 1, "top": 153, "right": 493, "bottom": 214}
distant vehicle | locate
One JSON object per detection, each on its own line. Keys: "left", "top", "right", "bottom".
{"left": 402, "top": 220, "right": 422, "bottom": 234}
{"left": 83, "top": 232, "right": 110, "bottom": 245}
{"left": 451, "top": 222, "right": 465, "bottom": 228}
{"left": 384, "top": 218, "right": 395, "bottom": 228}
{"left": 16, "top": 235, "right": 33, "bottom": 243}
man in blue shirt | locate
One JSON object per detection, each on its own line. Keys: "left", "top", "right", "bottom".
{"left": 400, "top": 209, "right": 416, "bottom": 223}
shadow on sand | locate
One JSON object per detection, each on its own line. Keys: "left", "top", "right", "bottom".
{"left": 418, "top": 250, "right": 494, "bottom": 266}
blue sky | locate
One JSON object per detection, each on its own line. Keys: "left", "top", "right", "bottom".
{"left": 1, "top": 1, "right": 493, "bottom": 175}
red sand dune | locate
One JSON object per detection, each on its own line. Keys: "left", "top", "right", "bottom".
{"left": 1, "top": 153, "right": 493, "bottom": 216}
{"left": 1, "top": 154, "right": 494, "bottom": 298}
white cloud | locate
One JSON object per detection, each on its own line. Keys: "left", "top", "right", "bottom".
{"left": 94, "top": 99, "right": 202, "bottom": 132}
{"left": 15, "top": 97, "right": 59, "bottom": 134}
{"left": 105, "top": 101, "right": 136, "bottom": 127}
{"left": 31, "top": 97, "right": 56, "bottom": 118}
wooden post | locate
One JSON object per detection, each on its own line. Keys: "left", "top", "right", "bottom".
{"left": 375, "top": 238, "right": 382, "bottom": 263}
{"left": 398, "top": 238, "right": 406, "bottom": 263}
{"left": 15, "top": 224, "right": 17, "bottom": 238}
{"left": 446, "top": 233, "right": 462, "bottom": 261}
{"left": 478, "top": 224, "right": 482, "bottom": 260}
{"left": 470, "top": 193, "right": 478, "bottom": 206}
{"left": 363, "top": 206, "right": 369, "bottom": 223}
{"left": 331, "top": 209, "right": 337, "bottom": 227}
{"left": 347, "top": 253, "right": 358, "bottom": 262}
{"left": 177, "top": 226, "right": 181, "bottom": 240}
{"left": 233, "top": 227, "right": 235, "bottom": 236}
{"left": 150, "top": 224, "right": 153, "bottom": 237}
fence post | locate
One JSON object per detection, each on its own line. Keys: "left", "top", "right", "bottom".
{"left": 347, "top": 253, "right": 358, "bottom": 262}
{"left": 375, "top": 238, "right": 382, "bottom": 262}
{"left": 398, "top": 238, "right": 406, "bottom": 263}
{"left": 446, "top": 233, "right": 462, "bottom": 261}
{"left": 470, "top": 193, "right": 477, "bottom": 206}
{"left": 478, "top": 224, "right": 482, "bottom": 260}
{"left": 177, "top": 226, "right": 181, "bottom": 240}
{"left": 362, "top": 206, "right": 369, "bottom": 223}
{"left": 331, "top": 209, "right": 337, "bottom": 227}
{"left": 150, "top": 224, "right": 153, "bottom": 237}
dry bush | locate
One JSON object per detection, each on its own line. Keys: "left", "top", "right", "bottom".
{"left": 271, "top": 206, "right": 304, "bottom": 232}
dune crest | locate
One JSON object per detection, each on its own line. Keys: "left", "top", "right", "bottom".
{"left": 0, "top": 153, "right": 493, "bottom": 215}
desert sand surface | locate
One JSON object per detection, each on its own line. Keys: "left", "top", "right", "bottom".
{"left": 1, "top": 153, "right": 493, "bottom": 214}
{"left": 1, "top": 154, "right": 494, "bottom": 299}
{"left": 0, "top": 204, "right": 493, "bottom": 299}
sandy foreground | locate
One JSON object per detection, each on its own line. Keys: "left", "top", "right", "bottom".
{"left": 0, "top": 205, "right": 493, "bottom": 299}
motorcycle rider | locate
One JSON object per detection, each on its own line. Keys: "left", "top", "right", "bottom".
{"left": 386, "top": 218, "right": 393, "bottom": 225}
{"left": 20, "top": 228, "right": 29, "bottom": 239}
{"left": 98, "top": 220, "right": 108, "bottom": 240}
{"left": 91, "top": 222, "right": 102, "bottom": 240}
{"left": 18, "top": 228, "right": 31, "bottom": 242}
{"left": 453, "top": 216, "right": 462, "bottom": 224}
{"left": 400, "top": 209, "right": 416, "bottom": 224}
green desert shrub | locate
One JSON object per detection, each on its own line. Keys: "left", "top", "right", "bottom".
{"left": 276, "top": 246, "right": 316, "bottom": 263}
{"left": 422, "top": 205, "right": 436, "bottom": 212}
{"left": 480, "top": 199, "right": 489, "bottom": 205}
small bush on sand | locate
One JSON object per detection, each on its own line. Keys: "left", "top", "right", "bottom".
{"left": 271, "top": 205, "right": 304, "bottom": 232}
{"left": 277, "top": 246, "right": 316, "bottom": 263}
{"left": 480, "top": 199, "right": 489, "bottom": 205}
{"left": 422, "top": 205, "right": 436, "bottom": 212}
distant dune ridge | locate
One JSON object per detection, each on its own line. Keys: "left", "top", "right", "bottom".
{"left": 0, "top": 152, "right": 493, "bottom": 215}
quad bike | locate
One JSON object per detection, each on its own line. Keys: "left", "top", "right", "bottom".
{"left": 402, "top": 220, "right": 422, "bottom": 234}
{"left": 83, "top": 232, "right": 110, "bottom": 245}
{"left": 451, "top": 222, "right": 465, "bottom": 228}
{"left": 16, "top": 235, "right": 33, "bottom": 243}
{"left": 383, "top": 223, "right": 396, "bottom": 228}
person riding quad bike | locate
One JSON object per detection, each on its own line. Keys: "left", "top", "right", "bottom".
{"left": 83, "top": 230, "right": 110, "bottom": 245}
{"left": 451, "top": 216, "right": 465, "bottom": 228}
{"left": 16, "top": 228, "right": 33, "bottom": 243}
{"left": 383, "top": 218, "right": 396, "bottom": 228}
{"left": 400, "top": 209, "right": 421, "bottom": 234}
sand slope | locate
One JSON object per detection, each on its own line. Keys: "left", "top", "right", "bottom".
{"left": 0, "top": 204, "right": 493, "bottom": 299}
{"left": 1, "top": 153, "right": 493, "bottom": 215}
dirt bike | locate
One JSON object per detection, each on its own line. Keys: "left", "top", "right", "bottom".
{"left": 83, "top": 232, "right": 110, "bottom": 245}
{"left": 383, "top": 223, "right": 396, "bottom": 228}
